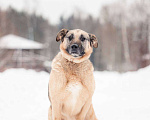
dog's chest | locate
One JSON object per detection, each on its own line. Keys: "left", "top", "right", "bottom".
{"left": 62, "top": 82, "right": 84, "bottom": 116}
{"left": 66, "top": 82, "right": 82, "bottom": 104}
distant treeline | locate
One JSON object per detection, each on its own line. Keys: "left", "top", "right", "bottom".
{"left": 0, "top": 0, "right": 150, "bottom": 72}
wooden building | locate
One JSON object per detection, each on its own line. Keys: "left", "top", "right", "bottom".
{"left": 0, "top": 34, "right": 51, "bottom": 72}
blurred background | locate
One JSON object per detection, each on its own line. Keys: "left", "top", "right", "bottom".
{"left": 0, "top": 0, "right": 150, "bottom": 72}
{"left": 0, "top": 0, "right": 150, "bottom": 120}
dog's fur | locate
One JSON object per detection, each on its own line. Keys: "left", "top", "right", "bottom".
{"left": 48, "top": 29, "right": 98, "bottom": 120}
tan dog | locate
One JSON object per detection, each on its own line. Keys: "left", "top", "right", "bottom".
{"left": 48, "top": 29, "right": 98, "bottom": 120}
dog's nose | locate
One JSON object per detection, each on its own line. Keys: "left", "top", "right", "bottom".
{"left": 71, "top": 44, "right": 78, "bottom": 50}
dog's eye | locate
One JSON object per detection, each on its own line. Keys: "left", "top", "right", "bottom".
{"left": 80, "top": 35, "right": 86, "bottom": 42}
{"left": 81, "top": 37, "right": 85, "bottom": 41}
{"left": 68, "top": 34, "right": 73, "bottom": 41}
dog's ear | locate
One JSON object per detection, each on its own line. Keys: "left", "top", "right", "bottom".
{"left": 56, "top": 29, "right": 69, "bottom": 42}
{"left": 89, "top": 34, "right": 98, "bottom": 48}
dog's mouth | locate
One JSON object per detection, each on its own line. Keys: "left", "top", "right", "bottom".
{"left": 71, "top": 52, "right": 85, "bottom": 57}
{"left": 66, "top": 45, "right": 85, "bottom": 58}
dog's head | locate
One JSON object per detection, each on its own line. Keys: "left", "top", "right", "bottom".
{"left": 56, "top": 29, "right": 98, "bottom": 63}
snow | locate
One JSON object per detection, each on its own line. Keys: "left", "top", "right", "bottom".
{"left": 93, "top": 68, "right": 150, "bottom": 120}
{"left": 0, "top": 67, "right": 150, "bottom": 120}
{"left": 0, "top": 69, "right": 50, "bottom": 120}
{"left": 0, "top": 34, "right": 44, "bottom": 49}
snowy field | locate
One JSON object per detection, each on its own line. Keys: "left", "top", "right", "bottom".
{"left": 0, "top": 67, "right": 150, "bottom": 120}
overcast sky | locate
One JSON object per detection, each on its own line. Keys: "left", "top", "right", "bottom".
{"left": 0, "top": 0, "right": 134, "bottom": 24}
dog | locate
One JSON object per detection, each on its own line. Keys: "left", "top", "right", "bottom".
{"left": 48, "top": 29, "right": 98, "bottom": 120}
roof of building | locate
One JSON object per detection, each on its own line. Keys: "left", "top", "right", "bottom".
{"left": 0, "top": 34, "right": 44, "bottom": 49}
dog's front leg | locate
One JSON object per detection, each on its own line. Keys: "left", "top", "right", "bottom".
{"left": 49, "top": 68, "right": 67, "bottom": 120}
{"left": 51, "top": 97, "right": 62, "bottom": 120}
{"left": 76, "top": 98, "right": 92, "bottom": 120}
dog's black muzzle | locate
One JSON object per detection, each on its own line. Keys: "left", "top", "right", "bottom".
{"left": 67, "top": 43, "right": 85, "bottom": 57}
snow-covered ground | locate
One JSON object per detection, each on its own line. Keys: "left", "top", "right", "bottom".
{"left": 0, "top": 67, "right": 150, "bottom": 120}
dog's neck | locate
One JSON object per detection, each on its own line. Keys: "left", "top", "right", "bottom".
{"left": 60, "top": 54, "right": 93, "bottom": 79}
{"left": 52, "top": 52, "right": 94, "bottom": 82}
